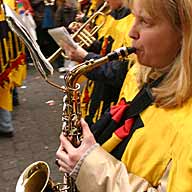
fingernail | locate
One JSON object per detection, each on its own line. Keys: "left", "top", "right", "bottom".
{"left": 55, "top": 159, "right": 60, "bottom": 167}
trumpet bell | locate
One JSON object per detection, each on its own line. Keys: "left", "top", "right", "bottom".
{"left": 16, "top": 161, "right": 54, "bottom": 192}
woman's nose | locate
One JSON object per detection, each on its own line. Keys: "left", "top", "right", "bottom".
{"left": 129, "top": 22, "right": 139, "bottom": 40}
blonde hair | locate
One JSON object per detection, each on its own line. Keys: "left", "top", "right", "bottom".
{"left": 128, "top": 0, "right": 192, "bottom": 108}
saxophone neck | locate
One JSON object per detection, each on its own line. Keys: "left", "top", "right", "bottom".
{"left": 65, "top": 46, "right": 136, "bottom": 88}
{"left": 89, "top": 46, "right": 136, "bottom": 67}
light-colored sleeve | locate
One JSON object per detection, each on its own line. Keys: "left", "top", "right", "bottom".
{"left": 75, "top": 146, "right": 159, "bottom": 192}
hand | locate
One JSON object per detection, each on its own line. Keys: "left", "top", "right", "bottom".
{"left": 75, "top": 12, "right": 85, "bottom": 22}
{"left": 56, "top": 118, "right": 96, "bottom": 173}
{"left": 60, "top": 41, "right": 88, "bottom": 63}
{"left": 68, "top": 22, "right": 83, "bottom": 33}
{"left": 24, "top": 10, "right": 30, "bottom": 15}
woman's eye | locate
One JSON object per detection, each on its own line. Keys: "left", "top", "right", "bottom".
{"left": 140, "top": 18, "right": 148, "bottom": 24}
{"left": 140, "top": 18, "right": 153, "bottom": 27}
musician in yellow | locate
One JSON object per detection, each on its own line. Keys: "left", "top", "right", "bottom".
{"left": 0, "top": 0, "right": 26, "bottom": 137}
{"left": 62, "top": 0, "right": 134, "bottom": 127}
{"left": 57, "top": 0, "right": 192, "bottom": 191}
{"left": 75, "top": 0, "right": 105, "bottom": 22}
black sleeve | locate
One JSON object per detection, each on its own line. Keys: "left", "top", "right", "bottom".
{"left": 83, "top": 52, "right": 128, "bottom": 88}
{"left": 85, "top": 39, "right": 102, "bottom": 54}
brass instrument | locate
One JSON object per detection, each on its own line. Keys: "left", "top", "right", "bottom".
{"left": 44, "top": 0, "right": 55, "bottom": 6}
{"left": 71, "top": 1, "right": 110, "bottom": 47}
{"left": 14, "top": 47, "right": 136, "bottom": 192}
{"left": 15, "top": 48, "right": 135, "bottom": 192}
{"left": 15, "top": 161, "right": 64, "bottom": 192}
{"left": 47, "top": 1, "right": 110, "bottom": 62}
{"left": 4, "top": 3, "right": 136, "bottom": 192}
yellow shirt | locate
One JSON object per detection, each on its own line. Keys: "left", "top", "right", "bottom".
{"left": 120, "top": 64, "right": 192, "bottom": 191}
{"left": 0, "top": 0, "right": 26, "bottom": 111}
{"left": 0, "top": 0, "right": 16, "bottom": 21}
{"left": 97, "top": 13, "right": 134, "bottom": 51}
{"left": 81, "top": 12, "right": 134, "bottom": 120}
{"left": 77, "top": 64, "right": 192, "bottom": 191}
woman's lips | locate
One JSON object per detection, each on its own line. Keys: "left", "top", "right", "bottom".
{"left": 134, "top": 47, "right": 142, "bottom": 54}
{"left": 133, "top": 48, "right": 139, "bottom": 55}
{"left": 132, "top": 44, "right": 142, "bottom": 55}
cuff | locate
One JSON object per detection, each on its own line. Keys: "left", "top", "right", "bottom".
{"left": 69, "top": 143, "right": 100, "bottom": 180}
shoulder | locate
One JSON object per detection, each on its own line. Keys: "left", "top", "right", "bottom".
{"left": 158, "top": 98, "right": 192, "bottom": 191}
{"left": 169, "top": 111, "right": 192, "bottom": 190}
{"left": 169, "top": 98, "right": 192, "bottom": 129}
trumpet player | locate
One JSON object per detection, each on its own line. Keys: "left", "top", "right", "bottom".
{"left": 73, "top": 0, "right": 106, "bottom": 25}
{"left": 57, "top": 0, "right": 192, "bottom": 191}
{"left": 61, "top": 0, "right": 135, "bottom": 127}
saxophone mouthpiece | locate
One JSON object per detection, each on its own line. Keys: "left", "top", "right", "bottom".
{"left": 107, "top": 47, "right": 136, "bottom": 61}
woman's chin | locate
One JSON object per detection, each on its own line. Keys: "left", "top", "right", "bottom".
{"left": 137, "top": 57, "right": 148, "bottom": 67}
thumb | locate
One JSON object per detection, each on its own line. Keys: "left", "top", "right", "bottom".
{"left": 80, "top": 118, "right": 96, "bottom": 144}
{"left": 80, "top": 118, "right": 91, "bottom": 135}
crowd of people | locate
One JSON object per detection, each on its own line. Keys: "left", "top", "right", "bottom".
{"left": 0, "top": 0, "right": 80, "bottom": 137}
{"left": 0, "top": 0, "right": 27, "bottom": 137}
{"left": 1, "top": 0, "right": 133, "bottom": 138}
{"left": 63, "top": 0, "right": 135, "bottom": 127}
{"left": 2, "top": 0, "right": 192, "bottom": 191}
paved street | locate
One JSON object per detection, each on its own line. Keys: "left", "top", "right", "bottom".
{"left": 0, "top": 65, "right": 65, "bottom": 191}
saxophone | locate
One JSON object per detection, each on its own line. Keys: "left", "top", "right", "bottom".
{"left": 3, "top": 3, "right": 136, "bottom": 192}
{"left": 57, "top": 46, "right": 136, "bottom": 192}
{"left": 15, "top": 47, "right": 135, "bottom": 192}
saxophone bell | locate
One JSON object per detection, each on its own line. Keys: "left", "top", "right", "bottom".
{"left": 15, "top": 161, "right": 64, "bottom": 192}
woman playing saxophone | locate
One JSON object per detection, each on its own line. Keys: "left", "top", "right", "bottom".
{"left": 56, "top": 0, "right": 192, "bottom": 191}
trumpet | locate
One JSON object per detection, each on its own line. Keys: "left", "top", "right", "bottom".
{"left": 71, "top": 1, "right": 110, "bottom": 47}
{"left": 47, "top": 1, "right": 110, "bottom": 62}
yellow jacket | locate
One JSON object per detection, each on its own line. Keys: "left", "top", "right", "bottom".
{"left": 80, "top": 11, "right": 134, "bottom": 122}
{"left": 76, "top": 64, "right": 192, "bottom": 191}
{"left": 0, "top": 0, "right": 26, "bottom": 111}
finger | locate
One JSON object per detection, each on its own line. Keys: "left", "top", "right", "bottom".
{"left": 80, "top": 118, "right": 96, "bottom": 145}
{"left": 55, "top": 159, "right": 60, "bottom": 167}
{"left": 56, "top": 143, "right": 68, "bottom": 161}
{"left": 56, "top": 143, "right": 63, "bottom": 153}
{"left": 59, "top": 164, "right": 70, "bottom": 173}
{"left": 80, "top": 118, "right": 92, "bottom": 137}
{"left": 56, "top": 145, "right": 72, "bottom": 171}
{"left": 59, "top": 134, "right": 75, "bottom": 154}
{"left": 57, "top": 159, "right": 72, "bottom": 173}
